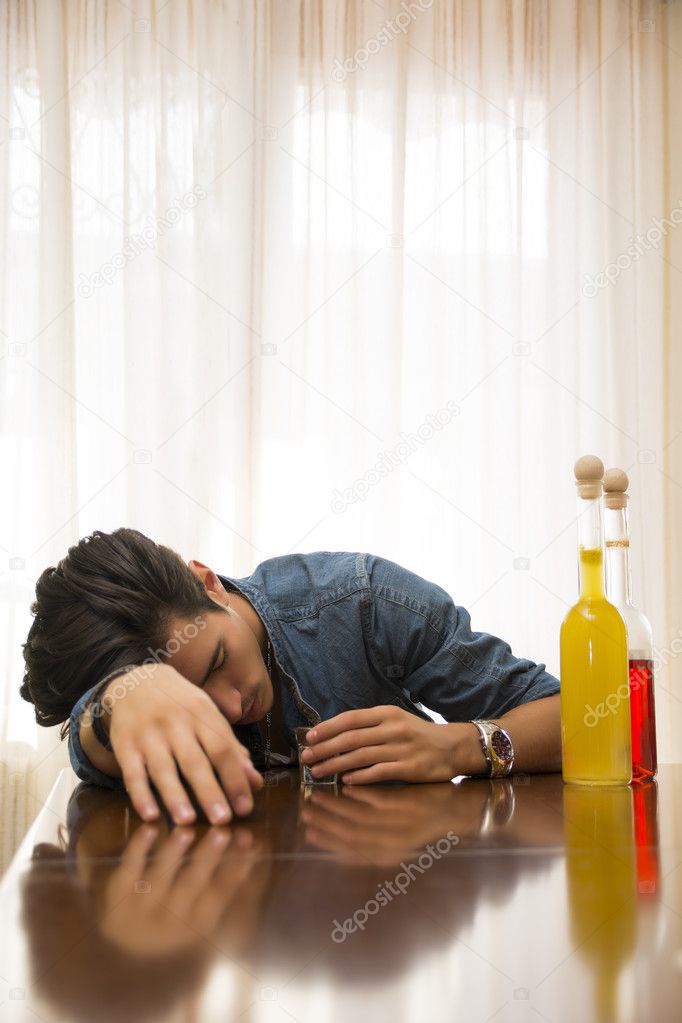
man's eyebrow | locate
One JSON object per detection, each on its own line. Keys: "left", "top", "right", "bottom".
{"left": 201, "top": 640, "right": 222, "bottom": 683}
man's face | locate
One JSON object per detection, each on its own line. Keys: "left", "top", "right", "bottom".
{"left": 164, "top": 563, "right": 273, "bottom": 727}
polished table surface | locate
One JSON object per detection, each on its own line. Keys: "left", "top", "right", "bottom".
{"left": 0, "top": 765, "right": 680, "bottom": 1023}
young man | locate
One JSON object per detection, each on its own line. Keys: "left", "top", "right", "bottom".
{"left": 21, "top": 528, "right": 561, "bottom": 828}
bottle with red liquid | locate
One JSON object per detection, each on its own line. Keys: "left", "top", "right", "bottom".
{"left": 603, "top": 468, "right": 658, "bottom": 780}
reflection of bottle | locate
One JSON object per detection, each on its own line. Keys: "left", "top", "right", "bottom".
{"left": 564, "top": 784, "right": 638, "bottom": 1022}
{"left": 560, "top": 456, "right": 631, "bottom": 785}
{"left": 632, "top": 780, "right": 660, "bottom": 897}
{"left": 603, "top": 469, "right": 658, "bottom": 781}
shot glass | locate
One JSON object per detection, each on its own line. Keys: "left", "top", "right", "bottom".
{"left": 293, "top": 726, "right": 338, "bottom": 787}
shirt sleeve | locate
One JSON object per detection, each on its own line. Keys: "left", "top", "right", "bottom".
{"left": 68, "top": 684, "right": 127, "bottom": 793}
{"left": 364, "top": 554, "right": 560, "bottom": 721}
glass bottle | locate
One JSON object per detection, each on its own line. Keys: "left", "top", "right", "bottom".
{"left": 560, "top": 455, "right": 632, "bottom": 785}
{"left": 603, "top": 468, "right": 658, "bottom": 780}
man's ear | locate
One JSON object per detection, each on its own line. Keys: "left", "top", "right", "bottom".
{"left": 188, "top": 559, "right": 230, "bottom": 608}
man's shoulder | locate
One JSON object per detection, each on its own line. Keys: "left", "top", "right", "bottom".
{"left": 236, "top": 551, "right": 439, "bottom": 595}
{"left": 220, "top": 551, "right": 371, "bottom": 610}
{"left": 362, "top": 554, "right": 451, "bottom": 606}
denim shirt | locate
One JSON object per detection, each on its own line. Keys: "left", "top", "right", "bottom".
{"left": 67, "top": 551, "right": 560, "bottom": 792}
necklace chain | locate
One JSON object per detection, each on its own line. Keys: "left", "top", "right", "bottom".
{"left": 264, "top": 638, "right": 272, "bottom": 767}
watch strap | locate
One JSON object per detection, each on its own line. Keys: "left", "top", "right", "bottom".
{"left": 83, "top": 664, "right": 139, "bottom": 752}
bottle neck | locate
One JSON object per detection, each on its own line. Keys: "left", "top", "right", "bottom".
{"left": 603, "top": 506, "right": 632, "bottom": 605}
{"left": 577, "top": 495, "right": 605, "bottom": 599}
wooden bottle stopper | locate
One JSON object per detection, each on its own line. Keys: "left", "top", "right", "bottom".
{"left": 603, "top": 467, "right": 629, "bottom": 509}
{"left": 574, "top": 454, "right": 604, "bottom": 498}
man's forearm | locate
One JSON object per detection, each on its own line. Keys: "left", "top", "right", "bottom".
{"left": 449, "top": 693, "right": 562, "bottom": 776}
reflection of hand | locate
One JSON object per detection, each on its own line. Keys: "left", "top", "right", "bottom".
{"left": 300, "top": 782, "right": 487, "bottom": 866}
{"left": 98, "top": 823, "right": 261, "bottom": 955}
{"left": 300, "top": 706, "right": 466, "bottom": 783}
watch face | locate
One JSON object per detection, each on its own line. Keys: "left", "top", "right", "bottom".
{"left": 491, "top": 729, "right": 513, "bottom": 760}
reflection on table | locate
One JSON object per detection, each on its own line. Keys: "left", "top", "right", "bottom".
{"left": 0, "top": 765, "right": 679, "bottom": 1023}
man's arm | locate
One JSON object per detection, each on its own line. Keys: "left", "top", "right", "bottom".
{"left": 449, "top": 693, "right": 562, "bottom": 775}
{"left": 364, "top": 555, "right": 560, "bottom": 720}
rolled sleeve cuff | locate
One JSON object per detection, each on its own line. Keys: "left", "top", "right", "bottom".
{"left": 513, "top": 669, "right": 561, "bottom": 705}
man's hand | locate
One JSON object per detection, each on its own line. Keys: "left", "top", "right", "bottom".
{"left": 87, "top": 664, "right": 264, "bottom": 825}
{"left": 301, "top": 694, "right": 563, "bottom": 782}
{"left": 299, "top": 706, "right": 474, "bottom": 784}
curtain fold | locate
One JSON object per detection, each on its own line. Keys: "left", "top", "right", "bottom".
{"left": 1, "top": 0, "right": 681, "bottom": 868}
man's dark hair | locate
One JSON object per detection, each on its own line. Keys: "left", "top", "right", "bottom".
{"left": 20, "top": 528, "right": 222, "bottom": 741}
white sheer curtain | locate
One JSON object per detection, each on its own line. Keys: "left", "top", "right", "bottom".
{"left": 2, "top": 0, "right": 681, "bottom": 862}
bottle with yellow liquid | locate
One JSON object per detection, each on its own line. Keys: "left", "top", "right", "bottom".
{"left": 560, "top": 455, "right": 632, "bottom": 784}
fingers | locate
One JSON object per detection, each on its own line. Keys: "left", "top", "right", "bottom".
{"left": 341, "top": 761, "right": 404, "bottom": 785}
{"left": 337, "top": 785, "right": 414, "bottom": 810}
{"left": 197, "top": 725, "right": 263, "bottom": 818}
{"left": 306, "top": 707, "right": 388, "bottom": 744}
{"left": 301, "top": 795, "right": 407, "bottom": 857}
{"left": 172, "top": 737, "right": 243, "bottom": 825}
{"left": 140, "top": 827, "right": 199, "bottom": 894}
{"left": 307, "top": 743, "right": 395, "bottom": 779}
{"left": 302, "top": 813, "right": 392, "bottom": 862}
{"left": 119, "top": 747, "right": 163, "bottom": 822}
{"left": 158, "top": 829, "right": 233, "bottom": 920}
{"left": 302, "top": 724, "right": 390, "bottom": 766}
{"left": 179, "top": 833, "right": 259, "bottom": 931}
{"left": 143, "top": 743, "right": 203, "bottom": 825}
{"left": 111, "top": 674, "right": 265, "bottom": 825}
{"left": 118, "top": 717, "right": 264, "bottom": 826}
{"left": 241, "top": 759, "right": 265, "bottom": 790}
{"left": 308, "top": 788, "right": 380, "bottom": 824}
{"left": 303, "top": 824, "right": 365, "bottom": 863}
{"left": 303, "top": 707, "right": 408, "bottom": 765}
{"left": 105, "top": 824, "right": 165, "bottom": 902}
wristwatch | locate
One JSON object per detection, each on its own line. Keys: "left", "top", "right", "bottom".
{"left": 470, "top": 719, "right": 514, "bottom": 777}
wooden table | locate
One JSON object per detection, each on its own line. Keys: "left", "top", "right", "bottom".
{"left": 0, "top": 765, "right": 680, "bottom": 1022}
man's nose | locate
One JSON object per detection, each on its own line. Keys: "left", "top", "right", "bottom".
{"left": 225, "top": 686, "right": 245, "bottom": 723}
{"left": 209, "top": 684, "right": 244, "bottom": 724}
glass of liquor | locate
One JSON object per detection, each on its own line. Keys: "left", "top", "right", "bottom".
{"left": 293, "top": 726, "right": 338, "bottom": 787}
{"left": 603, "top": 468, "right": 658, "bottom": 780}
